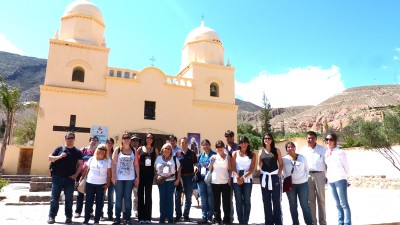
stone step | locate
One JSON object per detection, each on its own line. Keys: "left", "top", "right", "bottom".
{"left": 1, "top": 175, "right": 43, "bottom": 183}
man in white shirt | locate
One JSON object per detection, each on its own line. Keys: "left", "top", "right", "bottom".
{"left": 300, "top": 131, "right": 327, "bottom": 225}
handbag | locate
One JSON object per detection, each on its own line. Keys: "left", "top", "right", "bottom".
{"left": 205, "top": 171, "right": 212, "bottom": 185}
{"left": 77, "top": 176, "right": 87, "bottom": 194}
{"left": 283, "top": 154, "right": 298, "bottom": 193}
{"left": 156, "top": 176, "right": 167, "bottom": 185}
{"left": 77, "top": 157, "right": 92, "bottom": 194}
{"left": 282, "top": 176, "right": 292, "bottom": 192}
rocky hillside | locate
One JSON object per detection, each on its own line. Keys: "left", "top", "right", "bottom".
{"left": 0, "top": 51, "right": 46, "bottom": 101}
{"left": 1, "top": 51, "right": 400, "bottom": 133}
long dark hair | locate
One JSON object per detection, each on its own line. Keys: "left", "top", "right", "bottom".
{"left": 262, "top": 132, "right": 277, "bottom": 156}
{"left": 144, "top": 133, "right": 155, "bottom": 147}
{"left": 238, "top": 136, "right": 253, "bottom": 159}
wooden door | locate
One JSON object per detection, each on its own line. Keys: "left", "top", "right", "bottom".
{"left": 17, "top": 148, "right": 33, "bottom": 175}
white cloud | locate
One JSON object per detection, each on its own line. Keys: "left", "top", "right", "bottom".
{"left": 235, "top": 66, "right": 345, "bottom": 108}
{"left": 0, "top": 34, "right": 23, "bottom": 55}
{"left": 395, "top": 47, "right": 400, "bottom": 52}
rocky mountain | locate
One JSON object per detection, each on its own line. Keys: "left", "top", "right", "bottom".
{"left": 1, "top": 50, "right": 400, "bottom": 133}
{"left": 0, "top": 51, "right": 46, "bottom": 101}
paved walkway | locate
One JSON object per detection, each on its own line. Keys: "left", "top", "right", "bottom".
{"left": 1, "top": 183, "right": 400, "bottom": 225}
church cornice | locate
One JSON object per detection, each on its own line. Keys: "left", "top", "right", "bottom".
{"left": 177, "top": 62, "right": 234, "bottom": 77}
{"left": 193, "top": 100, "right": 238, "bottom": 111}
{"left": 40, "top": 85, "right": 107, "bottom": 96}
{"left": 49, "top": 39, "right": 110, "bottom": 53}
{"left": 183, "top": 39, "right": 224, "bottom": 50}
{"left": 62, "top": 14, "right": 105, "bottom": 27}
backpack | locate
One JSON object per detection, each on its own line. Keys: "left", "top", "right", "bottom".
{"left": 49, "top": 146, "right": 66, "bottom": 176}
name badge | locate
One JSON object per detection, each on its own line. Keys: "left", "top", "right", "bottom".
{"left": 201, "top": 167, "right": 206, "bottom": 175}
{"left": 163, "top": 166, "right": 170, "bottom": 174}
{"left": 145, "top": 158, "right": 151, "bottom": 166}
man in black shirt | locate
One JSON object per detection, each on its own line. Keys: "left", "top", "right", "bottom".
{"left": 47, "top": 132, "right": 83, "bottom": 224}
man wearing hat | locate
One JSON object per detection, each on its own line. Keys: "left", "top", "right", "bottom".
{"left": 130, "top": 134, "right": 141, "bottom": 218}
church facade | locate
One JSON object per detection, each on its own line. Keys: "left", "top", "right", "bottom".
{"left": 27, "top": 0, "right": 237, "bottom": 175}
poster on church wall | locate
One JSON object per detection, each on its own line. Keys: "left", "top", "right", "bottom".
{"left": 92, "top": 126, "right": 108, "bottom": 144}
{"left": 187, "top": 133, "right": 200, "bottom": 155}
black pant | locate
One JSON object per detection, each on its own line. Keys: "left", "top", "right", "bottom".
{"left": 211, "top": 183, "right": 231, "bottom": 224}
{"left": 138, "top": 179, "right": 153, "bottom": 221}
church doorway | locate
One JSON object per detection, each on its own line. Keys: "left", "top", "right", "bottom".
{"left": 17, "top": 147, "right": 33, "bottom": 175}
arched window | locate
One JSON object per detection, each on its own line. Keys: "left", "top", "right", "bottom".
{"left": 124, "top": 72, "right": 130, "bottom": 78}
{"left": 109, "top": 70, "right": 114, "bottom": 77}
{"left": 72, "top": 67, "right": 84, "bottom": 82}
{"left": 117, "top": 71, "right": 122, "bottom": 78}
{"left": 210, "top": 82, "right": 219, "bottom": 97}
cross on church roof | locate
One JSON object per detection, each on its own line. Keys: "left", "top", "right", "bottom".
{"left": 149, "top": 56, "right": 156, "bottom": 66}
{"left": 53, "top": 115, "right": 91, "bottom": 133}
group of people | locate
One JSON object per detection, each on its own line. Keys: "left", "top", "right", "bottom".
{"left": 261, "top": 131, "right": 351, "bottom": 225}
{"left": 47, "top": 130, "right": 351, "bottom": 225}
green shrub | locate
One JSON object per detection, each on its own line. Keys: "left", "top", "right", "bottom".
{"left": 0, "top": 177, "right": 9, "bottom": 191}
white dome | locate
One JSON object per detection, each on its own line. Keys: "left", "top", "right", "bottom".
{"left": 63, "top": 0, "right": 103, "bottom": 23}
{"left": 184, "top": 21, "right": 221, "bottom": 45}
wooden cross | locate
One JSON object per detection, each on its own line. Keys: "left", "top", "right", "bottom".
{"left": 52, "top": 115, "right": 91, "bottom": 133}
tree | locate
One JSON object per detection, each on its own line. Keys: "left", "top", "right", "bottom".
{"left": 260, "top": 92, "right": 272, "bottom": 134}
{"left": 0, "top": 82, "right": 21, "bottom": 172}
{"left": 14, "top": 112, "right": 37, "bottom": 145}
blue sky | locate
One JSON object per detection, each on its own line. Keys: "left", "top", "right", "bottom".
{"left": 1, "top": 0, "right": 400, "bottom": 107}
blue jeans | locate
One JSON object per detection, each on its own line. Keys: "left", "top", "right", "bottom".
{"left": 84, "top": 182, "right": 105, "bottom": 223}
{"left": 286, "top": 182, "right": 312, "bottom": 225}
{"left": 49, "top": 176, "right": 75, "bottom": 219}
{"left": 158, "top": 180, "right": 175, "bottom": 221}
{"left": 175, "top": 175, "right": 193, "bottom": 218}
{"left": 197, "top": 180, "right": 213, "bottom": 221}
{"left": 107, "top": 182, "right": 114, "bottom": 218}
{"left": 115, "top": 179, "right": 134, "bottom": 220}
{"left": 260, "top": 174, "right": 282, "bottom": 225}
{"left": 329, "top": 179, "right": 351, "bottom": 225}
{"left": 232, "top": 182, "right": 252, "bottom": 224}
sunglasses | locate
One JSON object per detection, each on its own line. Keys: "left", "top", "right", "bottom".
{"left": 325, "top": 138, "right": 334, "bottom": 141}
{"left": 131, "top": 139, "right": 139, "bottom": 142}
{"left": 122, "top": 136, "right": 130, "bottom": 140}
{"left": 264, "top": 137, "right": 272, "bottom": 140}
{"left": 216, "top": 146, "right": 224, "bottom": 149}
{"left": 66, "top": 137, "right": 75, "bottom": 140}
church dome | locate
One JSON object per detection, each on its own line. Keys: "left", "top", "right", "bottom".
{"left": 63, "top": 0, "right": 103, "bottom": 23}
{"left": 184, "top": 21, "right": 221, "bottom": 45}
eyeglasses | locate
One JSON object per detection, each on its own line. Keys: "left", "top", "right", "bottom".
{"left": 122, "top": 136, "right": 130, "bottom": 140}
{"left": 66, "top": 137, "right": 75, "bottom": 140}
{"left": 325, "top": 138, "right": 334, "bottom": 141}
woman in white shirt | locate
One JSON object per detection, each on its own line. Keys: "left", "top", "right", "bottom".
{"left": 111, "top": 133, "right": 140, "bottom": 225}
{"left": 209, "top": 140, "right": 232, "bottom": 225}
{"left": 154, "top": 143, "right": 181, "bottom": 224}
{"left": 231, "top": 136, "right": 256, "bottom": 225}
{"left": 282, "top": 142, "right": 312, "bottom": 225}
{"left": 325, "top": 133, "right": 351, "bottom": 225}
{"left": 80, "top": 144, "right": 111, "bottom": 225}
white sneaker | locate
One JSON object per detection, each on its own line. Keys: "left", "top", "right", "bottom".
{"left": 73, "top": 212, "right": 80, "bottom": 218}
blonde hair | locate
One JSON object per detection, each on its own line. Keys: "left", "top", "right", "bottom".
{"left": 95, "top": 143, "right": 109, "bottom": 160}
{"left": 161, "top": 143, "right": 172, "bottom": 156}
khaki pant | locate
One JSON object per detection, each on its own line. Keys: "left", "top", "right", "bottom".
{"left": 308, "top": 172, "right": 327, "bottom": 225}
